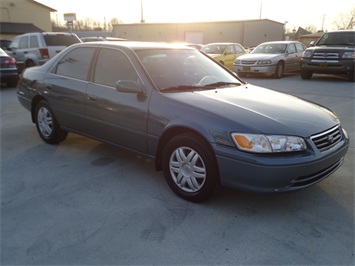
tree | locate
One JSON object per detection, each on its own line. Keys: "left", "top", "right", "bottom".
{"left": 333, "top": 7, "right": 355, "bottom": 29}
{"left": 305, "top": 25, "right": 317, "bottom": 33}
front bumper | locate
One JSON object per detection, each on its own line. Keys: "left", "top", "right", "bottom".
{"left": 233, "top": 64, "right": 277, "bottom": 75}
{"left": 300, "top": 59, "right": 354, "bottom": 74}
{"left": 213, "top": 134, "right": 349, "bottom": 193}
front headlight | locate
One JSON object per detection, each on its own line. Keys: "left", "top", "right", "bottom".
{"left": 231, "top": 133, "right": 307, "bottom": 153}
{"left": 302, "top": 50, "right": 312, "bottom": 58}
{"left": 342, "top": 51, "right": 355, "bottom": 59}
{"left": 234, "top": 59, "right": 241, "bottom": 64}
{"left": 257, "top": 60, "right": 272, "bottom": 65}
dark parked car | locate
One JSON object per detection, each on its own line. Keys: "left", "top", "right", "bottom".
{"left": 0, "top": 48, "right": 18, "bottom": 87}
{"left": 17, "top": 42, "right": 349, "bottom": 202}
{"left": 0, "top": 39, "right": 12, "bottom": 50}
{"left": 300, "top": 30, "right": 355, "bottom": 81}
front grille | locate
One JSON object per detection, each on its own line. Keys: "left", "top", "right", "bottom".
{"left": 311, "top": 126, "right": 342, "bottom": 151}
{"left": 288, "top": 158, "right": 344, "bottom": 188}
{"left": 241, "top": 60, "right": 257, "bottom": 65}
{"left": 313, "top": 52, "right": 340, "bottom": 60}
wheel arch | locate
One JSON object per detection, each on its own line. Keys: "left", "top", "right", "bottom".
{"left": 155, "top": 126, "right": 216, "bottom": 171}
{"left": 31, "top": 95, "right": 46, "bottom": 123}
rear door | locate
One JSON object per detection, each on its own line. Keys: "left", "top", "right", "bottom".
{"left": 44, "top": 46, "right": 96, "bottom": 132}
{"left": 85, "top": 47, "right": 150, "bottom": 153}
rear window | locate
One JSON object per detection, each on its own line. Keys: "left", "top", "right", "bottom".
{"left": 43, "top": 34, "right": 81, "bottom": 46}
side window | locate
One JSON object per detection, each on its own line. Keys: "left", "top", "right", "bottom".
{"left": 19, "top": 36, "right": 28, "bottom": 49}
{"left": 295, "top": 43, "right": 305, "bottom": 53}
{"left": 94, "top": 48, "right": 138, "bottom": 87}
{"left": 29, "top": 36, "right": 39, "bottom": 48}
{"left": 226, "top": 45, "right": 235, "bottom": 54}
{"left": 234, "top": 44, "right": 244, "bottom": 53}
{"left": 288, "top": 44, "right": 296, "bottom": 53}
{"left": 55, "top": 47, "right": 95, "bottom": 80}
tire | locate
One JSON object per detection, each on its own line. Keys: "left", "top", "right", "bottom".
{"left": 35, "top": 101, "right": 68, "bottom": 144}
{"left": 273, "top": 62, "right": 284, "bottom": 79}
{"left": 300, "top": 70, "right": 312, "bottom": 80}
{"left": 162, "top": 133, "right": 219, "bottom": 202}
{"left": 25, "top": 60, "right": 36, "bottom": 69}
{"left": 349, "top": 71, "right": 354, "bottom": 82}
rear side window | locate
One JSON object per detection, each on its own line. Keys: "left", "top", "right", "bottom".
{"left": 55, "top": 47, "right": 95, "bottom": 80}
{"left": 43, "top": 34, "right": 81, "bottom": 46}
{"left": 295, "top": 43, "right": 305, "bottom": 53}
{"left": 29, "top": 36, "right": 39, "bottom": 48}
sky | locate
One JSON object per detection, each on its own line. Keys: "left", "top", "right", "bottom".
{"left": 35, "top": 0, "right": 354, "bottom": 32}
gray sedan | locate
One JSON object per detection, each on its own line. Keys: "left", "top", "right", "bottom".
{"left": 17, "top": 42, "right": 349, "bottom": 202}
{"left": 233, "top": 41, "right": 306, "bottom": 78}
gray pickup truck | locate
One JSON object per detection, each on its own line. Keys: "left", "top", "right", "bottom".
{"left": 300, "top": 30, "right": 355, "bottom": 82}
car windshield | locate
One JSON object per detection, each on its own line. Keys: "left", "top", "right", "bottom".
{"left": 252, "top": 43, "right": 287, "bottom": 54}
{"left": 135, "top": 48, "right": 241, "bottom": 91}
{"left": 201, "top": 44, "right": 227, "bottom": 54}
{"left": 317, "top": 32, "right": 355, "bottom": 46}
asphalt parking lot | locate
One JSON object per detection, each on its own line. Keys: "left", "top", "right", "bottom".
{"left": 1, "top": 74, "right": 354, "bottom": 265}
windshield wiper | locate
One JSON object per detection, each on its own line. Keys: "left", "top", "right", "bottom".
{"left": 160, "top": 85, "right": 202, "bottom": 92}
{"left": 160, "top": 82, "right": 241, "bottom": 92}
{"left": 201, "top": 81, "right": 241, "bottom": 88}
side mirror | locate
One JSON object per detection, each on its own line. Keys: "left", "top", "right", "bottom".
{"left": 310, "top": 41, "right": 315, "bottom": 47}
{"left": 115, "top": 80, "right": 144, "bottom": 94}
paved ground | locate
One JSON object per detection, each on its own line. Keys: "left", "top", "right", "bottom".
{"left": 1, "top": 74, "right": 354, "bottom": 265}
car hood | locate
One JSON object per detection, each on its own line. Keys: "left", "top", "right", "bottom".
{"left": 238, "top": 53, "right": 281, "bottom": 60}
{"left": 166, "top": 84, "right": 339, "bottom": 137}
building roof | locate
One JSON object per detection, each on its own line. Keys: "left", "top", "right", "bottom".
{"left": 33, "top": 0, "right": 57, "bottom": 12}
{"left": 0, "top": 22, "right": 44, "bottom": 34}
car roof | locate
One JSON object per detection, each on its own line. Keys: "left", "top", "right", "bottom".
{"left": 70, "top": 41, "right": 197, "bottom": 51}
{"left": 204, "top": 42, "right": 240, "bottom": 45}
{"left": 258, "top": 41, "right": 301, "bottom": 45}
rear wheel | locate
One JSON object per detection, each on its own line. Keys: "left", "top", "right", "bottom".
{"left": 35, "top": 101, "right": 68, "bottom": 144}
{"left": 162, "top": 133, "right": 219, "bottom": 202}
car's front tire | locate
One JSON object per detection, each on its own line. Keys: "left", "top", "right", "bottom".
{"left": 35, "top": 101, "right": 68, "bottom": 144}
{"left": 273, "top": 62, "right": 284, "bottom": 79}
{"left": 162, "top": 133, "right": 219, "bottom": 202}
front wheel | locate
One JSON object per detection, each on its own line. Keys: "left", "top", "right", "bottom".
{"left": 162, "top": 133, "right": 219, "bottom": 202}
{"left": 273, "top": 62, "right": 284, "bottom": 79}
{"left": 35, "top": 101, "right": 68, "bottom": 144}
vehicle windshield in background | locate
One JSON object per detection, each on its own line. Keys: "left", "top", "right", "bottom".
{"left": 201, "top": 44, "right": 227, "bottom": 54}
{"left": 317, "top": 32, "right": 355, "bottom": 46}
{"left": 252, "top": 43, "right": 287, "bottom": 54}
{"left": 135, "top": 49, "right": 241, "bottom": 90}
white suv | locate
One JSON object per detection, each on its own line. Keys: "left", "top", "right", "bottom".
{"left": 8, "top": 32, "right": 81, "bottom": 73}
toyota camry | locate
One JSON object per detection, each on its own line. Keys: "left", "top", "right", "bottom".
{"left": 17, "top": 42, "right": 349, "bottom": 202}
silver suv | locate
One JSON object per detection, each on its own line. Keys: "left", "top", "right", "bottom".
{"left": 8, "top": 32, "right": 81, "bottom": 73}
